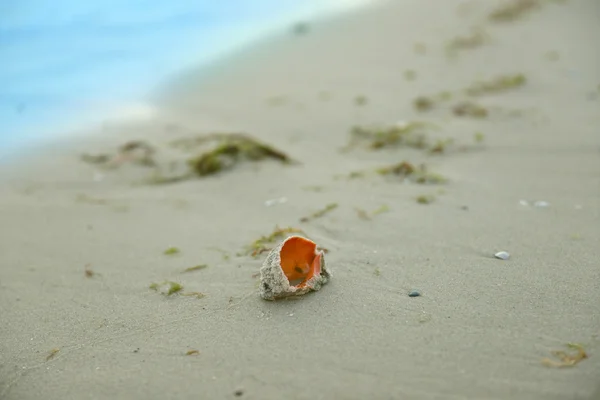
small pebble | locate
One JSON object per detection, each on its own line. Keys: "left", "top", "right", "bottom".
{"left": 408, "top": 290, "right": 421, "bottom": 297}
{"left": 494, "top": 251, "right": 510, "bottom": 260}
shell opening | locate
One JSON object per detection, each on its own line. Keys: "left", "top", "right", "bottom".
{"left": 279, "top": 236, "right": 321, "bottom": 288}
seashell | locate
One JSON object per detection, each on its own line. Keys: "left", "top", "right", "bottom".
{"left": 259, "top": 235, "right": 330, "bottom": 300}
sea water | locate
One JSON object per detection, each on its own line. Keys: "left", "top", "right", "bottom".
{"left": 0, "top": 0, "right": 373, "bottom": 158}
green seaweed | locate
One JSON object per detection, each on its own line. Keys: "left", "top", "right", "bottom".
{"left": 452, "top": 101, "right": 488, "bottom": 118}
{"left": 46, "top": 348, "right": 60, "bottom": 361}
{"left": 474, "top": 132, "right": 485, "bottom": 143}
{"left": 348, "top": 122, "right": 434, "bottom": 151}
{"left": 188, "top": 134, "right": 293, "bottom": 177}
{"left": 445, "top": 27, "right": 489, "bottom": 56}
{"left": 413, "top": 97, "right": 435, "bottom": 112}
{"left": 416, "top": 194, "right": 436, "bottom": 204}
{"left": 377, "top": 161, "right": 447, "bottom": 184}
{"left": 465, "top": 74, "right": 526, "bottom": 96}
{"left": 246, "top": 226, "right": 305, "bottom": 257}
{"left": 183, "top": 264, "right": 208, "bottom": 273}
{"left": 488, "top": 0, "right": 541, "bottom": 22}
{"left": 300, "top": 203, "right": 339, "bottom": 222}
{"left": 164, "top": 247, "right": 180, "bottom": 255}
{"left": 149, "top": 281, "right": 183, "bottom": 295}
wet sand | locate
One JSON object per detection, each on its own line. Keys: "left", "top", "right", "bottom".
{"left": 1, "top": 0, "right": 599, "bottom": 399}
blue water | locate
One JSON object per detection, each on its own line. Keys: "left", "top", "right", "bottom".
{"left": 0, "top": 0, "right": 365, "bottom": 156}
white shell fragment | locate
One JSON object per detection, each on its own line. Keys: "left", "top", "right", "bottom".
{"left": 494, "top": 251, "right": 510, "bottom": 260}
{"left": 259, "top": 235, "right": 330, "bottom": 300}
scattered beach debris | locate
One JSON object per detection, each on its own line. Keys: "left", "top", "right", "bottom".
{"left": 488, "top": 0, "right": 541, "bottom": 22}
{"left": 373, "top": 267, "right": 381, "bottom": 276}
{"left": 445, "top": 27, "right": 490, "bottom": 56}
{"left": 259, "top": 235, "right": 330, "bottom": 300}
{"left": 149, "top": 281, "right": 183, "bottom": 296}
{"left": 81, "top": 154, "right": 110, "bottom": 164}
{"left": 413, "top": 96, "right": 435, "bottom": 112}
{"left": 234, "top": 389, "right": 245, "bottom": 397}
{"left": 300, "top": 203, "right": 339, "bottom": 223}
{"left": 84, "top": 264, "right": 96, "bottom": 278}
{"left": 429, "top": 138, "right": 456, "bottom": 154}
{"left": 542, "top": 343, "right": 588, "bottom": 368}
{"left": 452, "top": 101, "right": 489, "bottom": 118}
{"left": 412, "top": 91, "right": 455, "bottom": 112}
{"left": 416, "top": 194, "right": 436, "bottom": 204}
{"left": 377, "top": 161, "right": 447, "bottom": 184}
{"left": 81, "top": 140, "right": 156, "bottom": 169}
{"left": 373, "top": 204, "right": 390, "bottom": 215}
{"left": 143, "top": 133, "right": 296, "bottom": 184}
{"left": 264, "top": 197, "right": 288, "bottom": 207}
{"left": 46, "top": 348, "right": 60, "bottom": 361}
{"left": 347, "top": 121, "right": 436, "bottom": 151}
{"left": 185, "top": 349, "right": 200, "bottom": 356}
{"left": 164, "top": 247, "right": 180, "bottom": 256}
{"left": 183, "top": 265, "right": 207, "bottom": 273}
{"left": 408, "top": 290, "right": 422, "bottom": 297}
{"left": 246, "top": 226, "right": 305, "bottom": 257}
{"left": 355, "top": 208, "right": 370, "bottom": 220}
{"left": 474, "top": 132, "right": 486, "bottom": 143}
{"left": 494, "top": 251, "right": 510, "bottom": 260}
{"left": 465, "top": 74, "right": 526, "bottom": 96}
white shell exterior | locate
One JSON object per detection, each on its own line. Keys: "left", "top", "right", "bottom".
{"left": 259, "top": 235, "right": 330, "bottom": 300}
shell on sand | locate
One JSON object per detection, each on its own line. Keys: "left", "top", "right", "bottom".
{"left": 259, "top": 235, "right": 330, "bottom": 300}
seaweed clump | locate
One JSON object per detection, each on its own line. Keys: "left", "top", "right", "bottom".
{"left": 488, "top": 0, "right": 541, "bottom": 22}
{"left": 446, "top": 27, "right": 490, "bottom": 56}
{"left": 465, "top": 74, "right": 526, "bottom": 96}
{"left": 377, "top": 161, "right": 447, "bottom": 184}
{"left": 347, "top": 122, "right": 434, "bottom": 151}
{"left": 187, "top": 134, "right": 293, "bottom": 177}
{"left": 452, "top": 101, "right": 489, "bottom": 118}
{"left": 149, "top": 281, "right": 183, "bottom": 296}
{"left": 542, "top": 343, "right": 588, "bottom": 368}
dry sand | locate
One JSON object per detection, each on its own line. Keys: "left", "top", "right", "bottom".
{"left": 1, "top": 0, "right": 599, "bottom": 399}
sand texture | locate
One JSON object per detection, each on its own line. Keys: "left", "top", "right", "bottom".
{"left": 1, "top": 0, "right": 599, "bottom": 399}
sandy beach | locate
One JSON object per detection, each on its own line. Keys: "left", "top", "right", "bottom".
{"left": 1, "top": 0, "right": 599, "bottom": 399}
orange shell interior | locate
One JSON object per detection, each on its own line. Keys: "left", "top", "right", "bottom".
{"left": 279, "top": 236, "right": 322, "bottom": 288}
